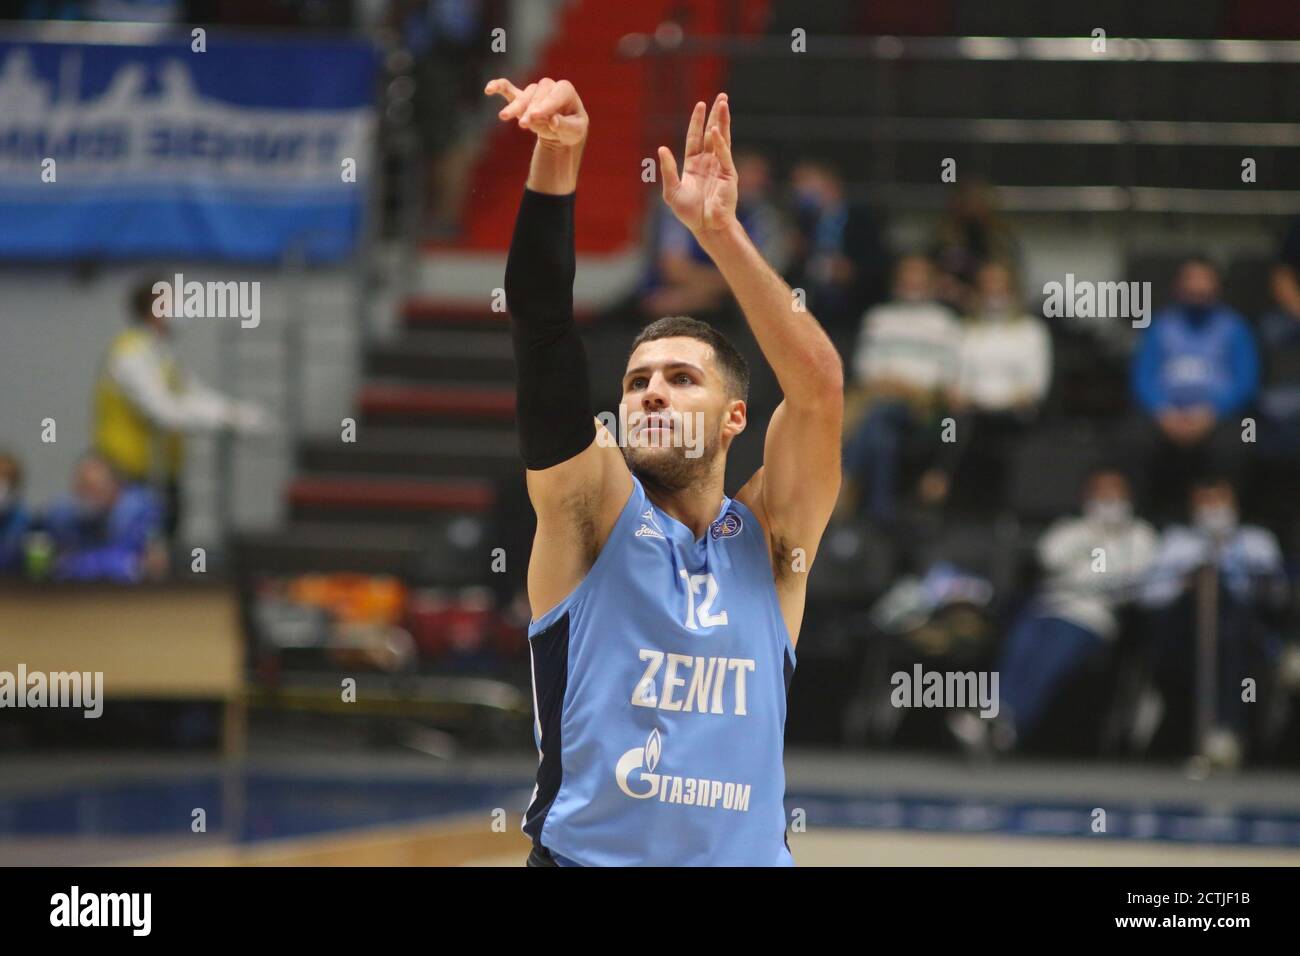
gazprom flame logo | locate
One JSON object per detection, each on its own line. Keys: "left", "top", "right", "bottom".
{"left": 645, "top": 727, "right": 662, "bottom": 770}
{"left": 615, "top": 728, "right": 663, "bottom": 799}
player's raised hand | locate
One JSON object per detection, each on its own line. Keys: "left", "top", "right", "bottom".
{"left": 658, "top": 93, "right": 738, "bottom": 237}
{"left": 485, "top": 77, "right": 588, "bottom": 148}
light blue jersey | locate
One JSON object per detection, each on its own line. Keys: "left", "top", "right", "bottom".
{"left": 523, "top": 475, "right": 796, "bottom": 866}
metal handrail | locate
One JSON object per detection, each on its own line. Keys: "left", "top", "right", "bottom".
{"left": 854, "top": 184, "right": 1300, "bottom": 216}
{"left": 624, "top": 27, "right": 1300, "bottom": 216}
{"left": 729, "top": 116, "right": 1300, "bottom": 149}
{"left": 620, "top": 33, "right": 1300, "bottom": 64}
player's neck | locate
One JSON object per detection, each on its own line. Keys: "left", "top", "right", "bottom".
{"left": 641, "top": 475, "right": 727, "bottom": 540}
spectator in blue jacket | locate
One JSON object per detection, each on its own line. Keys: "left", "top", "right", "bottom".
{"left": 43, "top": 453, "right": 166, "bottom": 583}
{"left": 0, "top": 451, "right": 31, "bottom": 575}
{"left": 1125, "top": 258, "right": 1259, "bottom": 517}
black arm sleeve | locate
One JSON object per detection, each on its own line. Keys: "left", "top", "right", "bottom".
{"left": 503, "top": 188, "right": 596, "bottom": 471}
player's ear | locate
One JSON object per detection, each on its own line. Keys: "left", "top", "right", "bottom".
{"left": 722, "top": 399, "right": 746, "bottom": 441}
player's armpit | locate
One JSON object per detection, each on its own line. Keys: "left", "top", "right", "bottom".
{"left": 523, "top": 418, "right": 629, "bottom": 518}
{"left": 523, "top": 419, "right": 632, "bottom": 619}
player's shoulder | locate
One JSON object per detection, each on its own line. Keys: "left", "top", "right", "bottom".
{"left": 733, "top": 468, "right": 769, "bottom": 537}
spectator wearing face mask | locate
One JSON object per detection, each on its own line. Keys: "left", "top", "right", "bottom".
{"left": 925, "top": 260, "right": 1052, "bottom": 512}
{"left": 1126, "top": 258, "right": 1259, "bottom": 519}
{"left": 42, "top": 453, "right": 167, "bottom": 583}
{"left": 0, "top": 451, "right": 31, "bottom": 575}
{"left": 839, "top": 255, "right": 961, "bottom": 524}
{"left": 1140, "top": 476, "right": 1288, "bottom": 769}
{"left": 948, "top": 468, "right": 1158, "bottom": 754}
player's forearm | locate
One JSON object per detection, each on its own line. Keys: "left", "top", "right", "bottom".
{"left": 505, "top": 187, "right": 575, "bottom": 312}
{"left": 699, "top": 220, "right": 843, "bottom": 405}
{"left": 503, "top": 186, "right": 594, "bottom": 470}
{"left": 526, "top": 139, "right": 585, "bottom": 195}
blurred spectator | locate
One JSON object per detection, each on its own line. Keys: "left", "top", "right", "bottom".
{"left": 1260, "top": 216, "right": 1300, "bottom": 440}
{"left": 952, "top": 261, "right": 1051, "bottom": 412}
{"left": 930, "top": 179, "right": 1018, "bottom": 312}
{"left": 395, "top": 0, "right": 499, "bottom": 237}
{"left": 639, "top": 149, "right": 788, "bottom": 321}
{"left": 951, "top": 467, "right": 1158, "bottom": 754}
{"left": 925, "top": 261, "right": 1051, "bottom": 511}
{"left": 94, "top": 279, "right": 267, "bottom": 535}
{"left": 1125, "top": 258, "right": 1259, "bottom": 517}
{"left": 44, "top": 453, "right": 167, "bottom": 583}
{"left": 785, "top": 159, "right": 888, "bottom": 356}
{"left": 0, "top": 450, "right": 31, "bottom": 575}
{"left": 839, "top": 255, "right": 961, "bottom": 523}
{"left": 1139, "top": 476, "right": 1288, "bottom": 768}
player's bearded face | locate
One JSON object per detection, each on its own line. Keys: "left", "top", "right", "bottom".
{"left": 622, "top": 404, "right": 724, "bottom": 491}
{"left": 620, "top": 340, "right": 738, "bottom": 492}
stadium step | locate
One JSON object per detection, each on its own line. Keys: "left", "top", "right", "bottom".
{"left": 364, "top": 331, "right": 515, "bottom": 383}
{"left": 402, "top": 300, "right": 510, "bottom": 331}
{"left": 357, "top": 382, "right": 515, "bottom": 426}
{"left": 287, "top": 475, "right": 495, "bottom": 521}
{"left": 232, "top": 518, "right": 492, "bottom": 585}
{"left": 298, "top": 427, "right": 518, "bottom": 479}
{"left": 402, "top": 299, "right": 596, "bottom": 332}
{"left": 447, "top": 1, "right": 752, "bottom": 254}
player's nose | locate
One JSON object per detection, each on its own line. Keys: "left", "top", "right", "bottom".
{"left": 641, "top": 372, "right": 670, "bottom": 409}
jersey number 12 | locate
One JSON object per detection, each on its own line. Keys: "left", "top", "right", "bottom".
{"left": 680, "top": 570, "right": 729, "bottom": 629}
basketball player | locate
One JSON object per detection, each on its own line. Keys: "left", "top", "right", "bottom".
{"left": 486, "top": 76, "right": 843, "bottom": 866}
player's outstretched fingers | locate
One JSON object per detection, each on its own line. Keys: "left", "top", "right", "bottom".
{"left": 520, "top": 77, "right": 556, "bottom": 128}
{"left": 524, "top": 78, "right": 575, "bottom": 127}
{"left": 708, "top": 125, "right": 736, "bottom": 176}
{"left": 499, "top": 83, "right": 539, "bottom": 123}
{"left": 484, "top": 78, "right": 521, "bottom": 104}
{"left": 683, "top": 101, "right": 707, "bottom": 158}
{"left": 703, "top": 93, "right": 727, "bottom": 141}
{"left": 717, "top": 94, "right": 732, "bottom": 148}
{"left": 657, "top": 146, "right": 681, "bottom": 199}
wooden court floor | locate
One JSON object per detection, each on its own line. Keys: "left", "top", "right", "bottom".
{"left": 130, "top": 818, "right": 1300, "bottom": 867}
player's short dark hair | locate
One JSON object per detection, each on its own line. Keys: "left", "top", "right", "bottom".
{"left": 630, "top": 316, "right": 750, "bottom": 402}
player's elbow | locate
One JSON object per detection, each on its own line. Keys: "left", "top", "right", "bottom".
{"left": 787, "top": 362, "right": 844, "bottom": 419}
{"left": 825, "top": 352, "right": 846, "bottom": 394}
{"left": 807, "top": 352, "right": 845, "bottom": 407}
